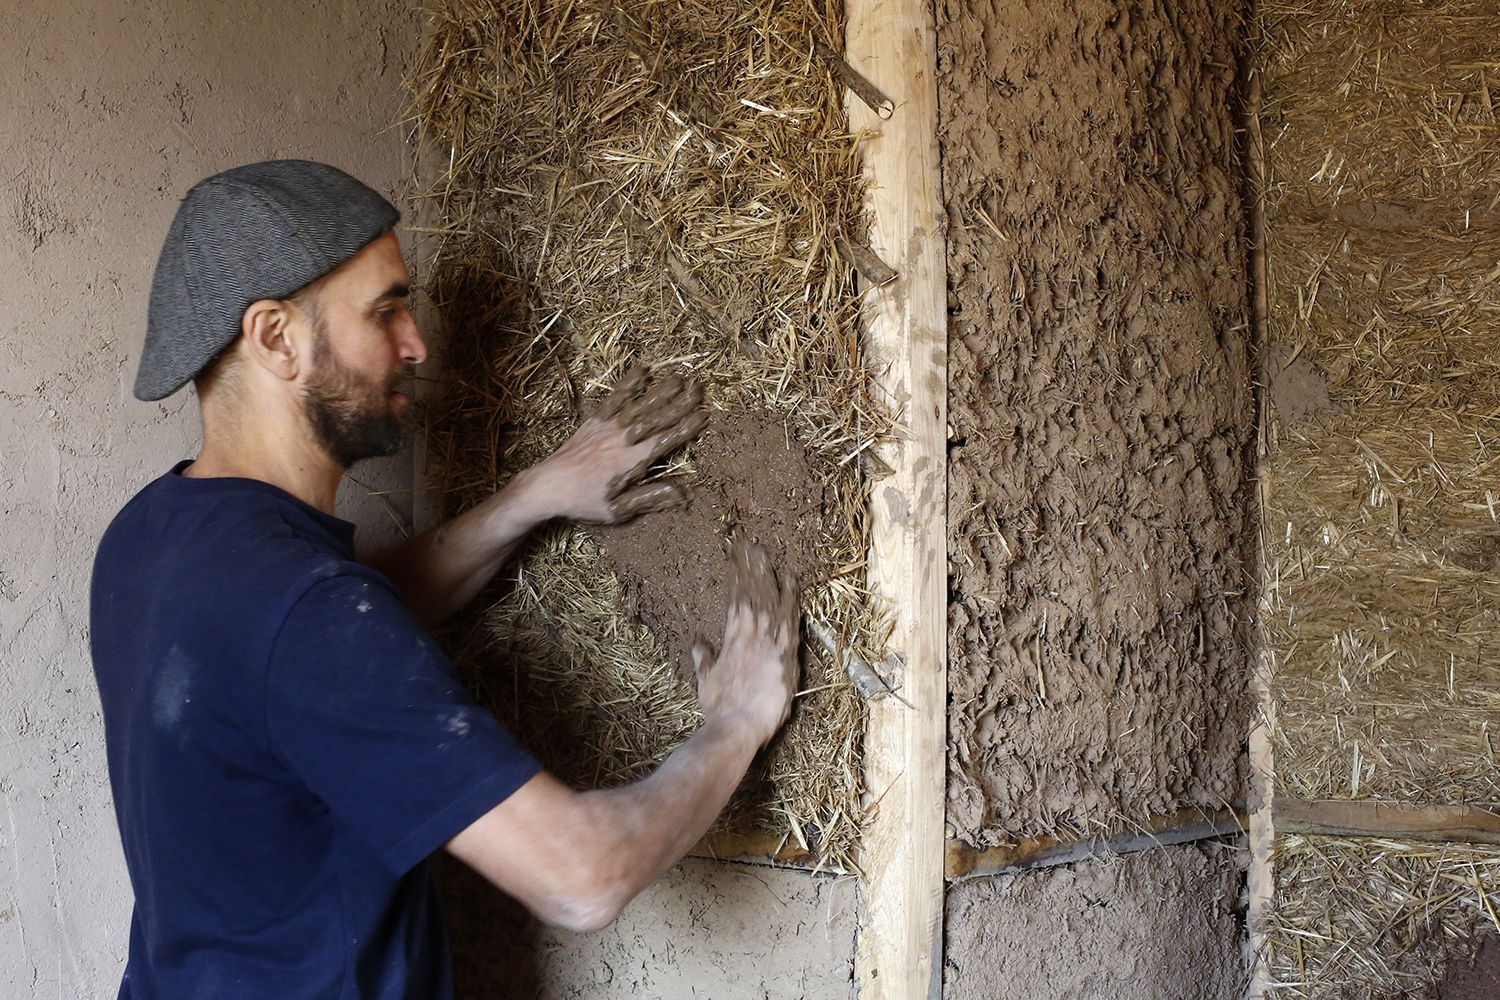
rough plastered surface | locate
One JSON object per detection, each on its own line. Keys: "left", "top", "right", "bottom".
{"left": 944, "top": 843, "right": 1248, "bottom": 999}
{"left": 938, "top": 0, "right": 1254, "bottom": 845}
{"left": 441, "top": 857, "right": 856, "bottom": 1000}
{"left": 0, "top": 2, "right": 415, "bottom": 995}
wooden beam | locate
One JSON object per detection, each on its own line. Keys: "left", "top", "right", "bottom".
{"left": 698, "top": 807, "right": 1250, "bottom": 876}
{"left": 1244, "top": 65, "right": 1278, "bottom": 1000}
{"left": 1277, "top": 799, "right": 1500, "bottom": 846}
{"left": 845, "top": 1, "right": 947, "bottom": 997}
{"left": 945, "top": 809, "right": 1246, "bottom": 879}
{"left": 691, "top": 830, "right": 817, "bottom": 868}
{"left": 1246, "top": 656, "right": 1277, "bottom": 1000}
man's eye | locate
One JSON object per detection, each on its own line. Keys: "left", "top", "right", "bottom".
{"left": 379, "top": 308, "right": 397, "bottom": 321}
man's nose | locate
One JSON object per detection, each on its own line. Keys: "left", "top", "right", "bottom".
{"left": 398, "top": 311, "right": 428, "bottom": 366}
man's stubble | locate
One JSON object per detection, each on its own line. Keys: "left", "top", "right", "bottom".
{"left": 301, "top": 314, "right": 415, "bottom": 470}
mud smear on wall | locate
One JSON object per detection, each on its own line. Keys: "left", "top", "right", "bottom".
{"left": 944, "top": 843, "right": 1248, "bottom": 999}
{"left": 1265, "top": 342, "right": 1337, "bottom": 426}
{"left": 1430, "top": 929, "right": 1500, "bottom": 1000}
{"left": 938, "top": 0, "right": 1254, "bottom": 845}
{"left": 593, "top": 408, "right": 829, "bottom": 672}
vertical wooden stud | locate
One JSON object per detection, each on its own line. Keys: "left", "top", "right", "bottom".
{"left": 845, "top": 1, "right": 948, "bottom": 997}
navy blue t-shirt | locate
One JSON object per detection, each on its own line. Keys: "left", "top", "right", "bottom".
{"left": 90, "top": 462, "right": 540, "bottom": 999}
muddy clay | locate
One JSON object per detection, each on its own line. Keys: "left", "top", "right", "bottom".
{"left": 593, "top": 408, "right": 828, "bottom": 672}
{"left": 441, "top": 855, "right": 855, "bottom": 1000}
{"left": 1265, "top": 342, "right": 1337, "bottom": 425}
{"left": 944, "top": 842, "right": 1248, "bottom": 999}
{"left": 939, "top": 0, "right": 1254, "bottom": 845}
{"left": 1431, "top": 929, "right": 1500, "bottom": 1000}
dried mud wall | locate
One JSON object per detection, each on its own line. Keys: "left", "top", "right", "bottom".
{"left": 0, "top": 1, "right": 417, "bottom": 996}
{"left": 938, "top": 0, "right": 1254, "bottom": 847}
{"left": 944, "top": 843, "right": 1247, "bottom": 1000}
{"left": 443, "top": 858, "right": 855, "bottom": 1000}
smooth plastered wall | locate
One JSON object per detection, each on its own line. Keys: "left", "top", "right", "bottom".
{"left": 0, "top": 2, "right": 415, "bottom": 995}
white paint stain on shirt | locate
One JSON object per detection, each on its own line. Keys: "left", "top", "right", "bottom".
{"left": 153, "top": 645, "right": 193, "bottom": 730}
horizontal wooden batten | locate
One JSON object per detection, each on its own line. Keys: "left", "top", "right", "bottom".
{"left": 691, "top": 831, "right": 819, "bottom": 868}
{"left": 945, "top": 809, "right": 1247, "bottom": 879}
{"left": 1277, "top": 798, "right": 1500, "bottom": 846}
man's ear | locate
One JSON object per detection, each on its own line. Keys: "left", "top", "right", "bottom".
{"left": 241, "top": 298, "right": 301, "bottom": 382}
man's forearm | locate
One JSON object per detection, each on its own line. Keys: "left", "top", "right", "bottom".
{"left": 446, "top": 714, "right": 764, "bottom": 933}
{"left": 362, "top": 467, "right": 553, "bottom": 626}
{"left": 586, "top": 716, "right": 761, "bottom": 904}
{"left": 441, "top": 532, "right": 793, "bottom": 933}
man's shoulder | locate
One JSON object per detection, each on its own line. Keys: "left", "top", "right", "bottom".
{"left": 93, "top": 467, "right": 365, "bottom": 617}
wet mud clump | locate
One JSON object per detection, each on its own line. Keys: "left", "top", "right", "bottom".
{"left": 593, "top": 408, "right": 828, "bottom": 672}
{"left": 1429, "top": 929, "right": 1500, "bottom": 1000}
{"left": 1265, "top": 342, "right": 1338, "bottom": 425}
{"left": 938, "top": 0, "right": 1254, "bottom": 845}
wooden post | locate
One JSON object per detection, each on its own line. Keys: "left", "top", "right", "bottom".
{"left": 845, "top": 2, "right": 947, "bottom": 997}
{"left": 1245, "top": 68, "right": 1277, "bottom": 1000}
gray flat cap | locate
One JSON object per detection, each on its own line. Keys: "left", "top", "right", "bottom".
{"left": 136, "top": 159, "right": 400, "bottom": 401}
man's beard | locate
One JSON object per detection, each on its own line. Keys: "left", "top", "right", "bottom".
{"left": 302, "top": 331, "right": 415, "bottom": 469}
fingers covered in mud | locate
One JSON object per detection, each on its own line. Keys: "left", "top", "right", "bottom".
{"left": 689, "top": 636, "right": 717, "bottom": 695}
{"left": 608, "top": 479, "right": 690, "bottom": 521}
{"left": 594, "top": 365, "right": 703, "bottom": 444}
{"left": 562, "top": 364, "right": 708, "bottom": 524}
{"left": 605, "top": 410, "right": 709, "bottom": 499}
{"left": 697, "top": 534, "right": 801, "bottom": 744}
{"left": 645, "top": 408, "right": 708, "bottom": 460}
{"left": 620, "top": 373, "right": 687, "bottom": 438}
{"left": 626, "top": 378, "right": 701, "bottom": 444}
{"left": 730, "top": 537, "right": 798, "bottom": 636}
{"left": 593, "top": 363, "right": 650, "bottom": 421}
{"left": 594, "top": 364, "right": 708, "bottom": 499}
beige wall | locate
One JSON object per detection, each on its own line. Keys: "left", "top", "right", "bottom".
{"left": 445, "top": 857, "right": 857, "bottom": 1000}
{"left": 0, "top": 2, "right": 416, "bottom": 995}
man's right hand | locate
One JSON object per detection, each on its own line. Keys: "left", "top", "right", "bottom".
{"left": 691, "top": 538, "right": 800, "bottom": 748}
{"left": 447, "top": 536, "right": 802, "bottom": 934}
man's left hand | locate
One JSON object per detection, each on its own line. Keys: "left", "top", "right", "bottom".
{"left": 534, "top": 365, "right": 707, "bottom": 524}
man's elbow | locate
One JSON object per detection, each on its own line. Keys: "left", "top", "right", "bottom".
{"left": 535, "top": 859, "right": 637, "bottom": 933}
{"left": 542, "top": 898, "right": 622, "bottom": 934}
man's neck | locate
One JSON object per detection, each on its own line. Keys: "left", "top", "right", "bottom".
{"left": 187, "top": 425, "right": 344, "bottom": 514}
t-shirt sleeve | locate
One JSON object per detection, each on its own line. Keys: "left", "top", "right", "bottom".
{"left": 265, "top": 573, "right": 541, "bottom": 877}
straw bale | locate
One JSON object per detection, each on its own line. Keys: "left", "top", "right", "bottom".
{"left": 1259, "top": 0, "right": 1500, "bottom": 807}
{"left": 1261, "top": 0, "right": 1500, "bottom": 209}
{"left": 1263, "top": 834, "right": 1500, "bottom": 998}
{"left": 404, "top": 0, "right": 885, "bottom": 870}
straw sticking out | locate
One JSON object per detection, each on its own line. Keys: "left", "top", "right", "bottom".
{"left": 1258, "top": 1, "right": 1500, "bottom": 991}
{"left": 1264, "top": 835, "right": 1500, "bottom": 998}
{"left": 1260, "top": 0, "right": 1500, "bottom": 810}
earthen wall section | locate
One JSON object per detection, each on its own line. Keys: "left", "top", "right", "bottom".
{"left": 944, "top": 844, "right": 1247, "bottom": 999}
{"left": 938, "top": 0, "right": 1253, "bottom": 845}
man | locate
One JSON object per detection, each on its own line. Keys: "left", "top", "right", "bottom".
{"left": 90, "top": 160, "right": 800, "bottom": 998}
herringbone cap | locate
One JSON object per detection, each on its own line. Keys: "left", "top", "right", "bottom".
{"left": 136, "top": 159, "right": 400, "bottom": 401}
